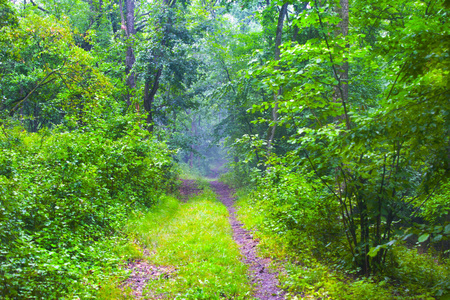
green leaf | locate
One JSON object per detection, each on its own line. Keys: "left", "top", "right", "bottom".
{"left": 402, "top": 233, "right": 414, "bottom": 241}
{"left": 418, "top": 233, "right": 430, "bottom": 243}
{"left": 368, "top": 245, "right": 382, "bottom": 257}
{"left": 445, "top": 224, "right": 450, "bottom": 235}
{"left": 432, "top": 234, "right": 443, "bottom": 243}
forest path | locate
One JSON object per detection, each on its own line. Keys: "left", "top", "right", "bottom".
{"left": 179, "top": 179, "right": 202, "bottom": 201}
{"left": 210, "top": 181, "right": 285, "bottom": 300}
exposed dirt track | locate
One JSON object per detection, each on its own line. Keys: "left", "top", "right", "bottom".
{"left": 121, "top": 249, "right": 175, "bottom": 299}
{"left": 179, "top": 179, "right": 202, "bottom": 201}
{"left": 210, "top": 181, "right": 285, "bottom": 300}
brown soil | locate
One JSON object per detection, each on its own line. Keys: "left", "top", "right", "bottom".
{"left": 210, "top": 181, "right": 286, "bottom": 300}
{"left": 178, "top": 179, "right": 202, "bottom": 201}
{"left": 121, "top": 250, "right": 175, "bottom": 299}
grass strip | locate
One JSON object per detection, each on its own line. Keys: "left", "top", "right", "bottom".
{"left": 125, "top": 189, "right": 253, "bottom": 299}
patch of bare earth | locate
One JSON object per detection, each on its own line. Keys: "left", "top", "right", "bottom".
{"left": 210, "top": 181, "right": 286, "bottom": 300}
{"left": 179, "top": 179, "right": 202, "bottom": 202}
{"left": 121, "top": 250, "right": 176, "bottom": 299}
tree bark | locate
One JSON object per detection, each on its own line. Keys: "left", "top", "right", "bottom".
{"left": 267, "top": 3, "right": 288, "bottom": 152}
{"left": 333, "top": 0, "right": 350, "bottom": 130}
{"left": 120, "top": 0, "right": 137, "bottom": 109}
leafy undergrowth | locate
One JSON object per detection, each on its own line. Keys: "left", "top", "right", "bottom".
{"left": 178, "top": 163, "right": 204, "bottom": 181}
{"left": 0, "top": 121, "right": 177, "bottom": 299}
{"left": 178, "top": 163, "right": 220, "bottom": 185}
{"left": 124, "top": 187, "right": 253, "bottom": 299}
{"left": 234, "top": 189, "right": 450, "bottom": 300}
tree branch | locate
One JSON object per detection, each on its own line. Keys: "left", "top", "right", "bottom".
{"left": 314, "top": 0, "right": 351, "bottom": 130}
{"left": 9, "top": 67, "right": 63, "bottom": 116}
{"left": 29, "top": 0, "right": 49, "bottom": 13}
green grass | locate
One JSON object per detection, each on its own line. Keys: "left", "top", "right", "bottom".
{"left": 178, "top": 163, "right": 220, "bottom": 184}
{"left": 124, "top": 188, "right": 253, "bottom": 299}
{"left": 178, "top": 163, "right": 204, "bottom": 181}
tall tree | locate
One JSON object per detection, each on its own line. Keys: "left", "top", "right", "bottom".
{"left": 267, "top": 2, "right": 287, "bottom": 152}
{"left": 142, "top": 0, "right": 177, "bottom": 131}
{"left": 120, "top": 0, "right": 137, "bottom": 108}
{"left": 332, "top": 0, "right": 350, "bottom": 129}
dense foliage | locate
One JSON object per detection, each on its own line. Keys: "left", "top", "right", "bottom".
{"left": 0, "top": 3, "right": 177, "bottom": 297}
{"left": 222, "top": 0, "right": 450, "bottom": 297}
{"left": 0, "top": 120, "right": 176, "bottom": 298}
{"left": 0, "top": 0, "right": 448, "bottom": 298}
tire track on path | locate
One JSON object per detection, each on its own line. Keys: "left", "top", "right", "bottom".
{"left": 210, "top": 181, "right": 285, "bottom": 300}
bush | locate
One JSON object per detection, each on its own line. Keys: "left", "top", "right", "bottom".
{"left": 241, "top": 162, "right": 342, "bottom": 261}
{"left": 235, "top": 158, "right": 450, "bottom": 299}
{"left": 0, "top": 121, "right": 176, "bottom": 298}
{"left": 387, "top": 245, "right": 450, "bottom": 297}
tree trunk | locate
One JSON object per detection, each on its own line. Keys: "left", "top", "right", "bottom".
{"left": 190, "top": 113, "right": 197, "bottom": 168}
{"left": 333, "top": 0, "right": 350, "bottom": 129}
{"left": 267, "top": 3, "right": 288, "bottom": 152}
{"left": 142, "top": 0, "right": 177, "bottom": 131}
{"left": 120, "top": 0, "right": 137, "bottom": 109}
{"left": 143, "top": 68, "right": 162, "bottom": 132}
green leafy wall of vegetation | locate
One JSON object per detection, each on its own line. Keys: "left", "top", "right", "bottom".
{"left": 0, "top": 121, "right": 176, "bottom": 298}
{"left": 233, "top": 174, "right": 450, "bottom": 298}
{"left": 223, "top": 0, "right": 449, "bottom": 296}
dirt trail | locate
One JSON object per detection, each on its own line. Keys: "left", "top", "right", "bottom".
{"left": 179, "top": 179, "right": 202, "bottom": 201}
{"left": 121, "top": 179, "right": 200, "bottom": 298}
{"left": 121, "top": 251, "right": 175, "bottom": 299}
{"left": 210, "top": 181, "right": 285, "bottom": 300}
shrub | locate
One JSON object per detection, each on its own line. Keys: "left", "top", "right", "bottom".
{"left": 0, "top": 121, "right": 176, "bottom": 298}
{"left": 235, "top": 158, "right": 450, "bottom": 298}
{"left": 243, "top": 162, "right": 342, "bottom": 261}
